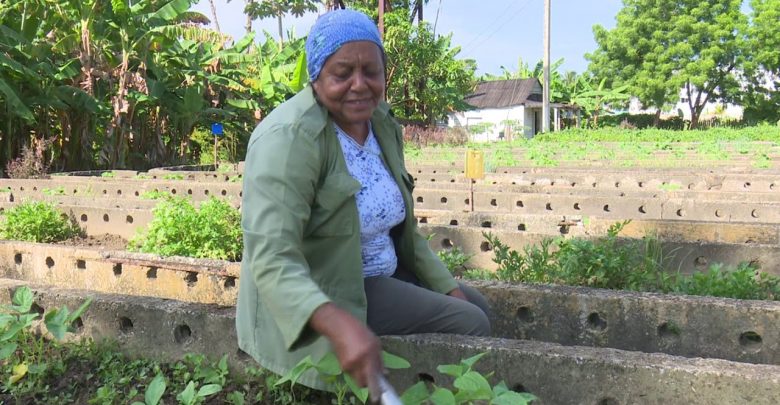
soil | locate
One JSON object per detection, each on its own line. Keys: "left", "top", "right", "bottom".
{"left": 55, "top": 233, "right": 129, "bottom": 251}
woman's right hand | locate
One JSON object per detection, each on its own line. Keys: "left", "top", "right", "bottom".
{"left": 310, "top": 303, "right": 384, "bottom": 398}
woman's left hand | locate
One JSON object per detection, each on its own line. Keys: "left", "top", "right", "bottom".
{"left": 447, "top": 287, "right": 469, "bottom": 301}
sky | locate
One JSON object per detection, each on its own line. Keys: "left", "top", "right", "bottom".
{"left": 192, "top": 0, "right": 625, "bottom": 75}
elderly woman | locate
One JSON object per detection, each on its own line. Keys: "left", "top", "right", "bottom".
{"left": 236, "top": 9, "right": 490, "bottom": 394}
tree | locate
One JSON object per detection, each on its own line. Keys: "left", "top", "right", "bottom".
{"left": 586, "top": 0, "right": 747, "bottom": 129}
{"left": 741, "top": 0, "right": 780, "bottom": 123}
{"left": 242, "top": 0, "right": 319, "bottom": 46}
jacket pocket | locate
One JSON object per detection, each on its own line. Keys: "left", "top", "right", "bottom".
{"left": 307, "top": 173, "right": 361, "bottom": 237}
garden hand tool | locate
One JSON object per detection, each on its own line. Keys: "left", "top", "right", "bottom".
{"left": 370, "top": 374, "right": 403, "bottom": 405}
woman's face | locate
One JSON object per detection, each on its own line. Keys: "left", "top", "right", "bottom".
{"left": 312, "top": 41, "right": 385, "bottom": 130}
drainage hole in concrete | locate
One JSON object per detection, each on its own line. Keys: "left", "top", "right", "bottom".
{"left": 224, "top": 277, "right": 237, "bottom": 289}
{"left": 573, "top": 203, "right": 581, "bottom": 210}
{"left": 80, "top": 214, "right": 88, "bottom": 222}
{"left": 174, "top": 325, "right": 193, "bottom": 345}
{"left": 450, "top": 179, "right": 456, "bottom": 183}
{"left": 516, "top": 306, "right": 534, "bottom": 323}
{"left": 512, "top": 384, "right": 529, "bottom": 393}
{"left": 688, "top": 183, "right": 695, "bottom": 190}
{"left": 676, "top": 209, "right": 685, "bottom": 217}
{"left": 481, "top": 221, "right": 492, "bottom": 228}
{"left": 715, "top": 209, "right": 723, "bottom": 218}
{"left": 102, "top": 189, "right": 107, "bottom": 195}
{"left": 490, "top": 199, "right": 498, "bottom": 207}
{"left": 559, "top": 225, "right": 569, "bottom": 234}
{"left": 31, "top": 303, "right": 45, "bottom": 316}
{"left": 657, "top": 322, "right": 681, "bottom": 339}
{"left": 103, "top": 213, "right": 109, "bottom": 222}
{"left": 185, "top": 272, "right": 198, "bottom": 287}
{"left": 480, "top": 242, "right": 492, "bottom": 252}
{"left": 745, "top": 239, "right": 756, "bottom": 244}
{"left": 113, "top": 263, "right": 122, "bottom": 277}
{"left": 171, "top": 189, "right": 177, "bottom": 195}
{"left": 591, "top": 182, "right": 597, "bottom": 188}
{"left": 545, "top": 203, "right": 553, "bottom": 211}
{"left": 187, "top": 189, "right": 193, "bottom": 195}
{"left": 614, "top": 182, "right": 620, "bottom": 188}
{"left": 603, "top": 204, "right": 610, "bottom": 212}
{"left": 126, "top": 215, "right": 134, "bottom": 224}
{"left": 71, "top": 317, "right": 84, "bottom": 332}
{"left": 638, "top": 181, "right": 644, "bottom": 187}
{"left": 119, "top": 317, "right": 134, "bottom": 333}
{"left": 464, "top": 198, "right": 470, "bottom": 205}
{"left": 441, "top": 239, "right": 454, "bottom": 249}
{"left": 146, "top": 267, "right": 158, "bottom": 279}
{"left": 598, "top": 397, "right": 620, "bottom": 405}
{"left": 76, "top": 259, "right": 86, "bottom": 270}
{"left": 638, "top": 205, "right": 646, "bottom": 214}
{"left": 694, "top": 256, "right": 708, "bottom": 267}
{"left": 751, "top": 209, "right": 759, "bottom": 218}
{"left": 45, "top": 257, "right": 55, "bottom": 269}
{"left": 570, "top": 182, "right": 577, "bottom": 187}
{"left": 770, "top": 183, "right": 776, "bottom": 190}
{"left": 449, "top": 219, "right": 459, "bottom": 226}
{"left": 744, "top": 182, "right": 751, "bottom": 188}
{"left": 587, "top": 312, "right": 607, "bottom": 330}
{"left": 117, "top": 189, "right": 122, "bottom": 195}
{"left": 14, "top": 253, "right": 22, "bottom": 265}
{"left": 221, "top": 189, "right": 227, "bottom": 196}
{"left": 134, "top": 191, "right": 139, "bottom": 197}
{"left": 516, "top": 200, "right": 524, "bottom": 208}
{"left": 416, "top": 196, "right": 423, "bottom": 203}
{"left": 417, "top": 373, "right": 435, "bottom": 384}
{"left": 739, "top": 331, "right": 762, "bottom": 350}
{"left": 419, "top": 217, "right": 428, "bottom": 224}
{"left": 518, "top": 224, "right": 527, "bottom": 231}
{"left": 440, "top": 197, "right": 448, "bottom": 204}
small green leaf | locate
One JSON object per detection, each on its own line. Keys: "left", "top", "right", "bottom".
{"left": 176, "top": 381, "right": 196, "bottom": 404}
{"left": 275, "top": 355, "right": 314, "bottom": 387}
{"left": 399, "top": 381, "right": 429, "bottom": 405}
{"left": 436, "top": 364, "right": 464, "bottom": 378}
{"left": 430, "top": 387, "right": 456, "bottom": 405}
{"left": 453, "top": 371, "right": 493, "bottom": 401}
{"left": 460, "top": 352, "right": 487, "bottom": 369}
{"left": 145, "top": 374, "right": 166, "bottom": 405}
{"left": 493, "top": 391, "right": 537, "bottom": 405}
{"left": 314, "top": 352, "right": 341, "bottom": 376}
{"left": 11, "top": 287, "right": 33, "bottom": 313}
{"left": 44, "top": 307, "right": 70, "bottom": 340}
{"left": 197, "top": 383, "right": 222, "bottom": 397}
{"left": 382, "top": 351, "right": 411, "bottom": 369}
{"left": 343, "top": 374, "right": 369, "bottom": 403}
{"left": 0, "top": 342, "right": 17, "bottom": 360}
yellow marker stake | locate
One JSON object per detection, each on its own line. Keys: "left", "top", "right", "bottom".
{"left": 465, "top": 150, "right": 484, "bottom": 212}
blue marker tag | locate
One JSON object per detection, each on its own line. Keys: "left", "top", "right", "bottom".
{"left": 211, "top": 123, "right": 224, "bottom": 136}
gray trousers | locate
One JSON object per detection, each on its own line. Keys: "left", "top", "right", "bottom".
{"left": 364, "top": 266, "right": 491, "bottom": 336}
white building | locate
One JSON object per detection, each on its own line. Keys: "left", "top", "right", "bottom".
{"left": 448, "top": 78, "right": 572, "bottom": 141}
{"left": 628, "top": 87, "right": 743, "bottom": 121}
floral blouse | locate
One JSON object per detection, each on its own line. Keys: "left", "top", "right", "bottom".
{"left": 334, "top": 123, "right": 406, "bottom": 278}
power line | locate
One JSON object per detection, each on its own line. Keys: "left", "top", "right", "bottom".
{"left": 461, "top": 0, "right": 534, "bottom": 58}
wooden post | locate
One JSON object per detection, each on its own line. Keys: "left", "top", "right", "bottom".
{"left": 214, "top": 136, "right": 218, "bottom": 167}
{"left": 378, "top": 0, "right": 384, "bottom": 38}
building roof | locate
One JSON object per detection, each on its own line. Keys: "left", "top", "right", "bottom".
{"left": 464, "top": 78, "right": 542, "bottom": 109}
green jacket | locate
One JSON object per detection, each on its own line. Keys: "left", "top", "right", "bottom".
{"left": 236, "top": 86, "right": 458, "bottom": 390}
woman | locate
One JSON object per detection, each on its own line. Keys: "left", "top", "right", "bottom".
{"left": 236, "top": 9, "right": 490, "bottom": 395}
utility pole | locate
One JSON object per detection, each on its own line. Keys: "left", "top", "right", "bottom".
{"left": 378, "top": 1, "right": 385, "bottom": 38}
{"left": 542, "top": 0, "right": 551, "bottom": 133}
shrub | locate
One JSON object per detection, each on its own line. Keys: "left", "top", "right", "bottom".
{"left": 5, "top": 139, "right": 50, "bottom": 179}
{"left": 483, "top": 222, "right": 780, "bottom": 301}
{"left": 403, "top": 125, "right": 468, "bottom": 147}
{"left": 129, "top": 196, "right": 242, "bottom": 261}
{"left": 0, "top": 201, "right": 81, "bottom": 242}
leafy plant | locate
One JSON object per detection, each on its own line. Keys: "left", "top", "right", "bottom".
{"left": 139, "top": 190, "right": 170, "bottom": 200}
{"left": 101, "top": 171, "right": 116, "bottom": 178}
{"left": 163, "top": 173, "right": 185, "bottom": 180}
{"left": 438, "top": 246, "right": 474, "bottom": 274}
{"left": 0, "top": 201, "right": 81, "bottom": 242}
{"left": 42, "top": 186, "right": 67, "bottom": 196}
{"left": 484, "top": 222, "right": 780, "bottom": 300}
{"left": 277, "top": 351, "right": 410, "bottom": 405}
{"left": 401, "top": 352, "right": 536, "bottom": 405}
{"left": 130, "top": 196, "right": 242, "bottom": 261}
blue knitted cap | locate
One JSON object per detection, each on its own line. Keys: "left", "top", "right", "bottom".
{"left": 306, "top": 9, "right": 384, "bottom": 82}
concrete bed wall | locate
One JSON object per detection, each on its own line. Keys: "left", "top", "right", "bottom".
{"left": 0, "top": 279, "right": 778, "bottom": 405}
{"left": 1, "top": 241, "right": 779, "bottom": 366}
